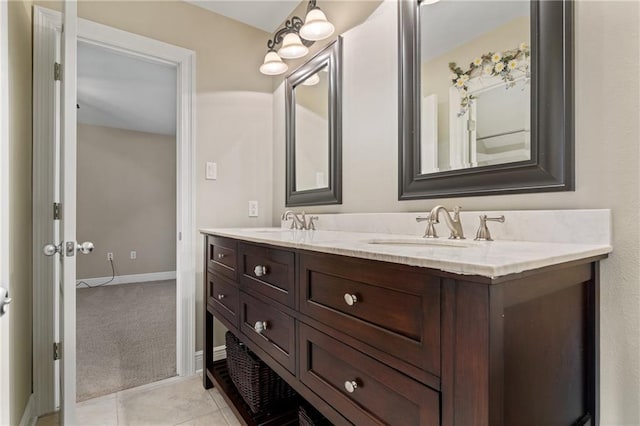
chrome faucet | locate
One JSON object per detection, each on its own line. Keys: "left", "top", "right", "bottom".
{"left": 423, "top": 205, "right": 465, "bottom": 239}
{"left": 281, "top": 210, "right": 318, "bottom": 230}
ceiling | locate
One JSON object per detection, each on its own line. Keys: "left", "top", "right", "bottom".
{"left": 77, "top": 42, "right": 177, "bottom": 136}
{"left": 184, "top": 0, "right": 302, "bottom": 33}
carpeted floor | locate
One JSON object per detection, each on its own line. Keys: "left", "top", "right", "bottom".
{"left": 76, "top": 280, "right": 177, "bottom": 402}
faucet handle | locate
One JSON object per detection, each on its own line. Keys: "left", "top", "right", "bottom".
{"left": 474, "top": 215, "right": 505, "bottom": 241}
{"left": 416, "top": 215, "right": 431, "bottom": 223}
{"left": 307, "top": 216, "right": 319, "bottom": 230}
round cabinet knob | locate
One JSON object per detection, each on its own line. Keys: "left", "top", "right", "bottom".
{"left": 77, "top": 241, "right": 94, "bottom": 255}
{"left": 343, "top": 293, "right": 358, "bottom": 306}
{"left": 254, "top": 265, "right": 268, "bottom": 277}
{"left": 344, "top": 380, "right": 358, "bottom": 393}
{"left": 217, "top": 253, "right": 225, "bottom": 259}
{"left": 254, "top": 321, "right": 268, "bottom": 334}
{"left": 217, "top": 294, "right": 225, "bottom": 300}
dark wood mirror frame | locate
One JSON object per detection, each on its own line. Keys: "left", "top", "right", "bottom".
{"left": 286, "top": 38, "right": 342, "bottom": 207}
{"left": 398, "top": 0, "right": 574, "bottom": 200}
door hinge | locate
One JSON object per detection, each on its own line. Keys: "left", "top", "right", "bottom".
{"left": 53, "top": 342, "right": 61, "bottom": 360}
{"left": 54, "top": 62, "right": 61, "bottom": 81}
{"left": 53, "top": 202, "right": 61, "bottom": 220}
{"left": 467, "top": 119, "right": 476, "bottom": 132}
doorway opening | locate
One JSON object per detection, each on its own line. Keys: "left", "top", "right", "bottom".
{"left": 75, "top": 41, "right": 178, "bottom": 401}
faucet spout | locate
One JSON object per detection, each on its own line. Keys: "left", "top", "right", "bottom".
{"left": 429, "top": 205, "right": 465, "bottom": 239}
{"left": 281, "top": 210, "right": 307, "bottom": 230}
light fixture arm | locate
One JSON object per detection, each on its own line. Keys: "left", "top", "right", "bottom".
{"left": 266, "top": 16, "right": 314, "bottom": 51}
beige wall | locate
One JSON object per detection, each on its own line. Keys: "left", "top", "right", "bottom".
{"left": 76, "top": 124, "right": 176, "bottom": 280}
{"left": 273, "top": 1, "right": 640, "bottom": 423}
{"left": 8, "top": 0, "right": 33, "bottom": 424}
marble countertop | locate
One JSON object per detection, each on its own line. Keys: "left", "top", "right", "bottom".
{"left": 199, "top": 227, "right": 612, "bottom": 278}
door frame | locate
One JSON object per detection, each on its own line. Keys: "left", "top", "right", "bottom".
{"left": 0, "top": 0, "right": 11, "bottom": 423}
{"left": 33, "top": 6, "right": 196, "bottom": 415}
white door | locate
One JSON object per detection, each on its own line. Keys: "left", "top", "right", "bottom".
{"left": 47, "top": 2, "right": 81, "bottom": 423}
{"left": 0, "top": 0, "right": 12, "bottom": 424}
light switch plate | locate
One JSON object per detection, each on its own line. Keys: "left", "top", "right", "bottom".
{"left": 248, "top": 201, "right": 258, "bottom": 217}
{"left": 205, "top": 162, "right": 217, "bottom": 180}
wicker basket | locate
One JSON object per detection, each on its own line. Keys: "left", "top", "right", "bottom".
{"left": 299, "top": 403, "right": 332, "bottom": 426}
{"left": 225, "top": 331, "right": 297, "bottom": 414}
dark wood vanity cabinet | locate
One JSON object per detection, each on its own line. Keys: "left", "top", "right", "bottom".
{"left": 203, "top": 234, "right": 603, "bottom": 426}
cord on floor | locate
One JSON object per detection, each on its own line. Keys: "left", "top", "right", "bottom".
{"left": 76, "top": 258, "right": 117, "bottom": 288}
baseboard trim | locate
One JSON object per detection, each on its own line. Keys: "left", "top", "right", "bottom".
{"left": 194, "top": 346, "right": 226, "bottom": 374}
{"left": 195, "top": 350, "right": 203, "bottom": 372}
{"left": 19, "top": 393, "right": 37, "bottom": 426}
{"left": 76, "top": 271, "right": 176, "bottom": 287}
{"left": 214, "top": 345, "right": 227, "bottom": 362}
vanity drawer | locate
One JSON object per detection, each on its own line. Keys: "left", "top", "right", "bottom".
{"left": 239, "top": 243, "right": 295, "bottom": 308}
{"left": 207, "top": 236, "right": 237, "bottom": 280}
{"left": 299, "top": 324, "right": 439, "bottom": 426}
{"left": 240, "top": 291, "right": 296, "bottom": 374}
{"left": 207, "top": 273, "right": 239, "bottom": 330}
{"left": 299, "top": 252, "right": 441, "bottom": 378}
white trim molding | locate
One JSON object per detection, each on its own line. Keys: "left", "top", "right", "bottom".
{"left": 76, "top": 271, "right": 176, "bottom": 288}
{"left": 195, "top": 346, "right": 227, "bottom": 373}
{"left": 18, "top": 394, "right": 37, "bottom": 426}
{"left": 32, "top": 6, "right": 197, "bottom": 415}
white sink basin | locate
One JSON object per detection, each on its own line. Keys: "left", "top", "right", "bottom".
{"left": 366, "top": 238, "right": 472, "bottom": 248}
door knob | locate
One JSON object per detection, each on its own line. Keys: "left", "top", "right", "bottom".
{"left": 43, "top": 243, "right": 61, "bottom": 256}
{"left": 0, "top": 287, "right": 12, "bottom": 317}
{"left": 76, "top": 241, "right": 94, "bottom": 255}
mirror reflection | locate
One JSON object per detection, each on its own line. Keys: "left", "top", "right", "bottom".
{"left": 294, "top": 66, "right": 329, "bottom": 191}
{"left": 419, "top": 0, "right": 531, "bottom": 174}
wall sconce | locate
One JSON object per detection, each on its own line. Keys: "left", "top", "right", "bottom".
{"left": 259, "top": 0, "right": 335, "bottom": 76}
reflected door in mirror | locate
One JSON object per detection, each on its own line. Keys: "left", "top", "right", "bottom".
{"left": 419, "top": 0, "right": 531, "bottom": 174}
{"left": 295, "top": 66, "right": 330, "bottom": 191}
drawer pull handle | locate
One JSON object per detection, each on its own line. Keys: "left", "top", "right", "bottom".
{"left": 254, "top": 321, "right": 268, "bottom": 334}
{"left": 254, "top": 265, "right": 268, "bottom": 277}
{"left": 217, "top": 294, "right": 225, "bottom": 300}
{"left": 343, "top": 293, "right": 358, "bottom": 306}
{"left": 344, "top": 380, "right": 358, "bottom": 393}
{"left": 217, "top": 253, "right": 225, "bottom": 259}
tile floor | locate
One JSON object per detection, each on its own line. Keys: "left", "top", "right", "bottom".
{"left": 37, "top": 375, "right": 240, "bottom": 426}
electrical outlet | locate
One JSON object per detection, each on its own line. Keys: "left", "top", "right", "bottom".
{"left": 107, "top": 252, "right": 113, "bottom": 261}
{"left": 130, "top": 251, "right": 137, "bottom": 260}
{"left": 248, "top": 201, "right": 259, "bottom": 217}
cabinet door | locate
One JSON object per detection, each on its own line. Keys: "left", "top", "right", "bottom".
{"left": 239, "top": 243, "right": 295, "bottom": 307}
{"left": 240, "top": 291, "right": 296, "bottom": 374}
{"left": 299, "top": 252, "right": 441, "bottom": 379}
{"left": 299, "top": 324, "right": 440, "bottom": 426}
{"left": 207, "top": 273, "right": 239, "bottom": 330}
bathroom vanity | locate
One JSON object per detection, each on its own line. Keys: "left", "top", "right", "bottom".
{"left": 201, "top": 211, "right": 611, "bottom": 426}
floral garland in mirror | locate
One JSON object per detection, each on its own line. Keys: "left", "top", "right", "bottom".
{"left": 449, "top": 42, "right": 530, "bottom": 116}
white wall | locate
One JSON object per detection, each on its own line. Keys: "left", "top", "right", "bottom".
{"left": 272, "top": 0, "right": 640, "bottom": 423}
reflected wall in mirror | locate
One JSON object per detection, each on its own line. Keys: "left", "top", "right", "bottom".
{"left": 399, "top": 0, "right": 574, "bottom": 199}
{"left": 286, "top": 38, "right": 342, "bottom": 206}
{"left": 295, "top": 65, "right": 329, "bottom": 191}
{"left": 420, "top": 0, "right": 531, "bottom": 174}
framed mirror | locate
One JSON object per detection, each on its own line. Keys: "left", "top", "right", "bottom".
{"left": 286, "top": 38, "right": 342, "bottom": 206}
{"left": 399, "top": 0, "right": 574, "bottom": 199}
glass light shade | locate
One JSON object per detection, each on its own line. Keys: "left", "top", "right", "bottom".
{"left": 299, "top": 8, "right": 335, "bottom": 41}
{"left": 302, "top": 73, "right": 320, "bottom": 86}
{"left": 259, "top": 51, "right": 288, "bottom": 75}
{"left": 278, "top": 33, "right": 309, "bottom": 59}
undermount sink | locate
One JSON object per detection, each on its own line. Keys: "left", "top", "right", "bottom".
{"left": 366, "top": 238, "right": 472, "bottom": 248}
